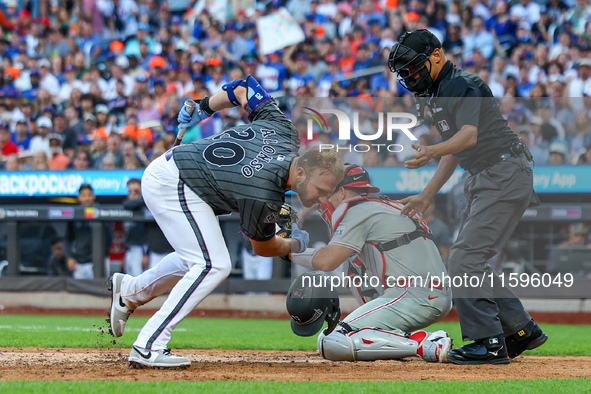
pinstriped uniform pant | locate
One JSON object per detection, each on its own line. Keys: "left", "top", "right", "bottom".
{"left": 121, "top": 153, "right": 232, "bottom": 350}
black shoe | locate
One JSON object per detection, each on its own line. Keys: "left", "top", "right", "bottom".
{"left": 506, "top": 320, "right": 548, "bottom": 358}
{"left": 447, "top": 334, "right": 510, "bottom": 365}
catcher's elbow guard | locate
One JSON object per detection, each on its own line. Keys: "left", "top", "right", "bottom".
{"left": 222, "top": 76, "right": 271, "bottom": 116}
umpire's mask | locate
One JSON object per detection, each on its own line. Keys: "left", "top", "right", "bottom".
{"left": 388, "top": 29, "right": 442, "bottom": 95}
{"left": 287, "top": 271, "right": 341, "bottom": 337}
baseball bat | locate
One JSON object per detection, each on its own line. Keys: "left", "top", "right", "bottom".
{"left": 173, "top": 99, "right": 196, "bottom": 147}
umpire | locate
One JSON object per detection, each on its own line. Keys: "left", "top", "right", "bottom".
{"left": 389, "top": 29, "right": 547, "bottom": 365}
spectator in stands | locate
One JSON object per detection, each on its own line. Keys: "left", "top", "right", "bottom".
{"left": 31, "top": 150, "right": 50, "bottom": 171}
{"left": 547, "top": 140, "right": 569, "bottom": 165}
{"left": 538, "top": 100, "right": 566, "bottom": 139}
{"left": 100, "top": 153, "right": 119, "bottom": 170}
{"left": 94, "top": 104, "right": 110, "bottom": 130}
{"left": 576, "top": 143, "right": 591, "bottom": 164}
{"left": 121, "top": 140, "right": 139, "bottom": 164}
{"left": 38, "top": 59, "right": 60, "bottom": 102}
{"left": 569, "top": 111, "right": 591, "bottom": 154}
{"left": 48, "top": 133, "right": 70, "bottom": 170}
{"left": 567, "top": 59, "right": 591, "bottom": 107}
{"left": 486, "top": 1, "right": 517, "bottom": 52}
{"left": 3, "top": 153, "right": 21, "bottom": 171}
{"left": 81, "top": 112, "right": 97, "bottom": 138}
{"left": 91, "top": 127, "right": 109, "bottom": 167}
{"left": 510, "top": 0, "right": 542, "bottom": 28}
{"left": 58, "top": 64, "right": 84, "bottom": 103}
{"left": 70, "top": 149, "right": 91, "bottom": 170}
{"left": 29, "top": 116, "right": 53, "bottom": 158}
{"left": 286, "top": 52, "right": 314, "bottom": 97}
{"left": 135, "top": 127, "right": 153, "bottom": 165}
{"left": 0, "top": 121, "right": 18, "bottom": 162}
{"left": 463, "top": 16, "right": 495, "bottom": 60}
{"left": 550, "top": 77, "right": 575, "bottom": 135}
{"left": 11, "top": 119, "right": 31, "bottom": 153}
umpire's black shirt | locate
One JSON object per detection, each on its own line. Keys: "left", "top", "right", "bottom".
{"left": 426, "top": 60, "right": 518, "bottom": 170}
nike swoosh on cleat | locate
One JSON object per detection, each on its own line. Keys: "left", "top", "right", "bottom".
{"left": 133, "top": 346, "right": 151, "bottom": 359}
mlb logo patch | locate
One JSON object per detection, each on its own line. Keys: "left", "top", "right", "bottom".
{"left": 438, "top": 120, "right": 450, "bottom": 132}
{"left": 333, "top": 225, "right": 346, "bottom": 237}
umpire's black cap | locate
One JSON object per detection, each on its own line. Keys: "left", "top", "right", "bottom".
{"left": 402, "top": 29, "right": 441, "bottom": 55}
{"left": 287, "top": 271, "right": 341, "bottom": 337}
{"left": 389, "top": 29, "right": 442, "bottom": 72}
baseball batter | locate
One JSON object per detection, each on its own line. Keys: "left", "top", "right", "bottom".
{"left": 290, "top": 165, "right": 453, "bottom": 362}
{"left": 389, "top": 29, "right": 547, "bottom": 364}
{"left": 108, "top": 76, "right": 344, "bottom": 368}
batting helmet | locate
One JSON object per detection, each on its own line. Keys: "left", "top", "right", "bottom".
{"left": 286, "top": 271, "right": 341, "bottom": 337}
{"left": 388, "top": 29, "right": 441, "bottom": 95}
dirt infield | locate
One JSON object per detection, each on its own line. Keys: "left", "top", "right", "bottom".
{"left": 1, "top": 348, "right": 590, "bottom": 382}
{"left": 1, "top": 308, "right": 590, "bottom": 382}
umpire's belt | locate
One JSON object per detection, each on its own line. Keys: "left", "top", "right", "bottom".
{"left": 468, "top": 151, "right": 516, "bottom": 176}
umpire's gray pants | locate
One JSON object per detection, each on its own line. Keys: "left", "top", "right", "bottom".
{"left": 449, "top": 155, "right": 539, "bottom": 341}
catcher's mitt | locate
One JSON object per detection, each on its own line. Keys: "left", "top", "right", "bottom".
{"left": 276, "top": 203, "right": 299, "bottom": 238}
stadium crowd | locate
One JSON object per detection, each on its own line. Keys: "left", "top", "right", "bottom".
{"left": 0, "top": 0, "right": 591, "bottom": 172}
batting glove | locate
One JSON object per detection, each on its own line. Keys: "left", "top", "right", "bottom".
{"left": 177, "top": 102, "right": 210, "bottom": 130}
{"left": 291, "top": 223, "right": 310, "bottom": 254}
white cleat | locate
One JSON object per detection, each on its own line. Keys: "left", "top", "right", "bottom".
{"left": 427, "top": 330, "right": 453, "bottom": 363}
{"left": 129, "top": 346, "right": 191, "bottom": 369}
{"left": 108, "top": 273, "right": 133, "bottom": 337}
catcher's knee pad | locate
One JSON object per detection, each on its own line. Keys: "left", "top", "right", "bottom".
{"left": 320, "top": 327, "right": 419, "bottom": 361}
{"left": 222, "top": 76, "right": 270, "bottom": 116}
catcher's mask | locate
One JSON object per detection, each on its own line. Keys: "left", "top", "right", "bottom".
{"left": 287, "top": 271, "right": 341, "bottom": 337}
{"left": 388, "top": 29, "right": 441, "bottom": 95}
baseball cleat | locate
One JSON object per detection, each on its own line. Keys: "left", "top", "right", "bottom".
{"left": 447, "top": 334, "right": 510, "bottom": 365}
{"left": 427, "top": 330, "right": 453, "bottom": 363}
{"left": 505, "top": 320, "right": 548, "bottom": 358}
{"left": 129, "top": 346, "right": 191, "bottom": 369}
{"left": 418, "top": 330, "right": 452, "bottom": 363}
{"left": 108, "top": 273, "right": 133, "bottom": 337}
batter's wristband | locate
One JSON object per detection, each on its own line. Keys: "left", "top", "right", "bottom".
{"left": 199, "top": 96, "right": 214, "bottom": 116}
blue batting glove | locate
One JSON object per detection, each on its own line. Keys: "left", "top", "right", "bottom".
{"left": 291, "top": 223, "right": 310, "bottom": 254}
{"left": 177, "top": 102, "right": 210, "bottom": 130}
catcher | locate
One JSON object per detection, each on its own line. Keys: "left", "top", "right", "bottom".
{"left": 287, "top": 165, "right": 453, "bottom": 362}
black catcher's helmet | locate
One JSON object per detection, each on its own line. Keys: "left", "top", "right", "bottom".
{"left": 388, "top": 29, "right": 442, "bottom": 95}
{"left": 286, "top": 271, "right": 341, "bottom": 337}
